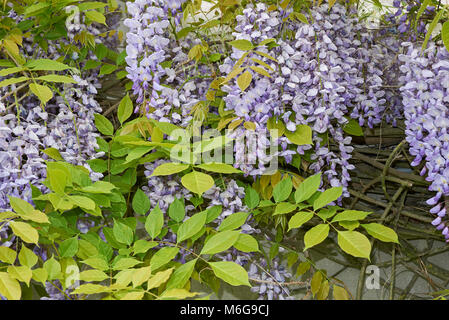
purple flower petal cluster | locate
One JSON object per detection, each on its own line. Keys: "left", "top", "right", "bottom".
{"left": 398, "top": 41, "right": 449, "bottom": 241}
{"left": 248, "top": 258, "right": 294, "bottom": 300}
{"left": 220, "top": 3, "right": 392, "bottom": 195}
{"left": 385, "top": 0, "right": 435, "bottom": 40}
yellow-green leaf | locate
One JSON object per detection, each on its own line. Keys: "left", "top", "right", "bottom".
{"left": 0, "top": 272, "right": 21, "bottom": 300}
{"left": 147, "top": 267, "right": 174, "bottom": 290}
{"left": 29, "top": 83, "right": 53, "bottom": 105}
{"left": 237, "top": 70, "right": 252, "bottom": 91}
{"left": 132, "top": 266, "right": 152, "bottom": 288}
{"left": 288, "top": 211, "right": 314, "bottom": 231}
{"left": 303, "top": 224, "right": 329, "bottom": 251}
{"left": 0, "top": 247, "right": 16, "bottom": 264}
{"left": 85, "top": 10, "right": 107, "bottom": 25}
{"left": 9, "top": 221, "right": 39, "bottom": 244}
{"left": 361, "top": 223, "right": 399, "bottom": 243}
{"left": 209, "top": 261, "right": 250, "bottom": 287}
{"left": 337, "top": 231, "right": 371, "bottom": 260}
{"left": 151, "top": 162, "right": 190, "bottom": 176}
{"left": 181, "top": 171, "right": 214, "bottom": 195}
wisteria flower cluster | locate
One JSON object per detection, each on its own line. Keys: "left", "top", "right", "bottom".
{"left": 1, "top": 0, "right": 449, "bottom": 302}
{"left": 398, "top": 41, "right": 449, "bottom": 241}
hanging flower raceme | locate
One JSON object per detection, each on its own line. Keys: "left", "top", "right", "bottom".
{"left": 398, "top": 41, "right": 449, "bottom": 241}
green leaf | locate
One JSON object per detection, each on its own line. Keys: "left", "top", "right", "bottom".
{"left": 168, "top": 197, "right": 185, "bottom": 222}
{"left": 69, "top": 195, "right": 96, "bottom": 211}
{"left": 118, "top": 94, "right": 133, "bottom": 124}
{"left": 181, "top": 171, "right": 214, "bottom": 195}
{"left": 337, "top": 231, "right": 371, "bottom": 260}
{"left": 145, "top": 205, "right": 164, "bottom": 239}
{"left": 87, "top": 159, "right": 107, "bottom": 173}
{"left": 0, "top": 67, "right": 24, "bottom": 77}
{"left": 284, "top": 125, "right": 312, "bottom": 145}
{"left": 147, "top": 268, "right": 173, "bottom": 289}
{"left": 295, "top": 173, "right": 321, "bottom": 203}
{"left": 19, "top": 245, "right": 38, "bottom": 268}
{"left": 343, "top": 118, "right": 364, "bottom": 136}
{"left": 43, "top": 147, "right": 64, "bottom": 161}
{"left": 8, "top": 263, "right": 32, "bottom": 287}
{"left": 29, "top": 83, "right": 53, "bottom": 105}
{"left": 113, "top": 220, "right": 134, "bottom": 245}
{"left": 84, "top": 59, "right": 102, "bottom": 70}
{"left": 112, "top": 257, "right": 141, "bottom": 270}
{"left": 151, "top": 162, "right": 190, "bottom": 176}
{"left": 36, "top": 75, "right": 76, "bottom": 83}
{"left": 32, "top": 268, "right": 48, "bottom": 285}
{"left": 303, "top": 224, "right": 329, "bottom": 251}
{"left": 209, "top": 261, "right": 251, "bottom": 287}
{"left": 313, "top": 187, "right": 342, "bottom": 211}
{"left": 59, "top": 237, "right": 79, "bottom": 258}
{"left": 81, "top": 181, "right": 116, "bottom": 194}
{"left": 205, "top": 205, "right": 222, "bottom": 223}
{"left": 72, "top": 284, "right": 110, "bottom": 295}
{"left": 195, "top": 163, "right": 241, "bottom": 174}
{"left": 333, "top": 285, "right": 349, "bottom": 300}
{"left": 311, "top": 271, "right": 323, "bottom": 296}
{"left": 237, "top": 70, "right": 253, "bottom": 91}
{"left": 442, "top": 21, "right": 449, "bottom": 53}
{"left": 85, "top": 10, "right": 107, "bottom": 25}
{"left": 0, "top": 247, "right": 16, "bottom": 264}
{"left": 166, "top": 258, "right": 197, "bottom": 290}
{"left": 296, "top": 261, "right": 311, "bottom": 277}
{"left": 273, "top": 202, "right": 297, "bottom": 215}
{"left": 422, "top": 10, "right": 443, "bottom": 51}
{"left": 233, "top": 234, "right": 259, "bottom": 252}
{"left": 177, "top": 211, "right": 207, "bottom": 243}
{"left": 24, "top": 2, "right": 50, "bottom": 16}
{"left": 48, "top": 168, "right": 67, "bottom": 194}
{"left": 25, "top": 59, "right": 76, "bottom": 72}
{"left": 249, "top": 66, "right": 271, "bottom": 78}
{"left": 317, "top": 207, "right": 338, "bottom": 221}
{"left": 331, "top": 210, "right": 371, "bottom": 223}
{"left": 415, "top": 0, "right": 431, "bottom": 29}
{"left": 218, "top": 211, "right": 249, "bottom": 232}
{"left": 361, "top": 223, "right": 399, "bottom": 243}
{"left": 79, "top": 270, "right": 109, "bottom": 282}
{"left": 273, "top": 177, "right": 292, "bottom": 203}
{"left": 132, "top": 266, "right": 152, "bottom": 287}
{"left": 44, "top": 256, "right": 61, "bottom": 280}
{"left": 288, "top": 211, "right": 314, "bottom": 231}
{"left": 200, "top": 230, "right": 240, "bottom": 255}
{"left": 290, "top": 12, "right": 309, "bottom": 24}
{"left": 160, "top": 288, "right": 199, "bottom": 300}
{"left": 94, "top": 114, "right": 114, "bottom": 136}
{"left": 0, "top": 76, "right": 28, "bottom": 88}
{"left": 99, "top": 63, "right": 117, "bottom": 75}
{"left": 132, "top": 188, "right": 151, "bottom": 215}
{"left": 8, "top": 196, "right": 34, "bottom": 216}
{"left": 244, "top": 187, "right": 259, "bottom": 209}
{"left": 0, "top": 272, "right": 21, "bottom": 300}
{"left": 338, "top": 220, "right": 360, "bottom": 231}
{"left": 9, "top": 221, "right": 38, "bottom": 244}
{"left": 317, "top": 280, "right": 329, "bottom": 300}
{"left": 150, "top": 247, "right": 179, "bottom": 272}
{"left": 228, "top": 39, "right": 254, "bottom": 51}
{"left": 133, "top": 240, "right": 157, "bottom": 254}
{"left": 82, "top": 257, "right": 109, "bottom": 271}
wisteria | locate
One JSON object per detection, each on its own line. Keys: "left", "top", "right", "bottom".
{"left": 1, "top": 0, "right": 449, "bottom": 302}
{"left": 398, "top": 41, "right": 449, "bottom": 241}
